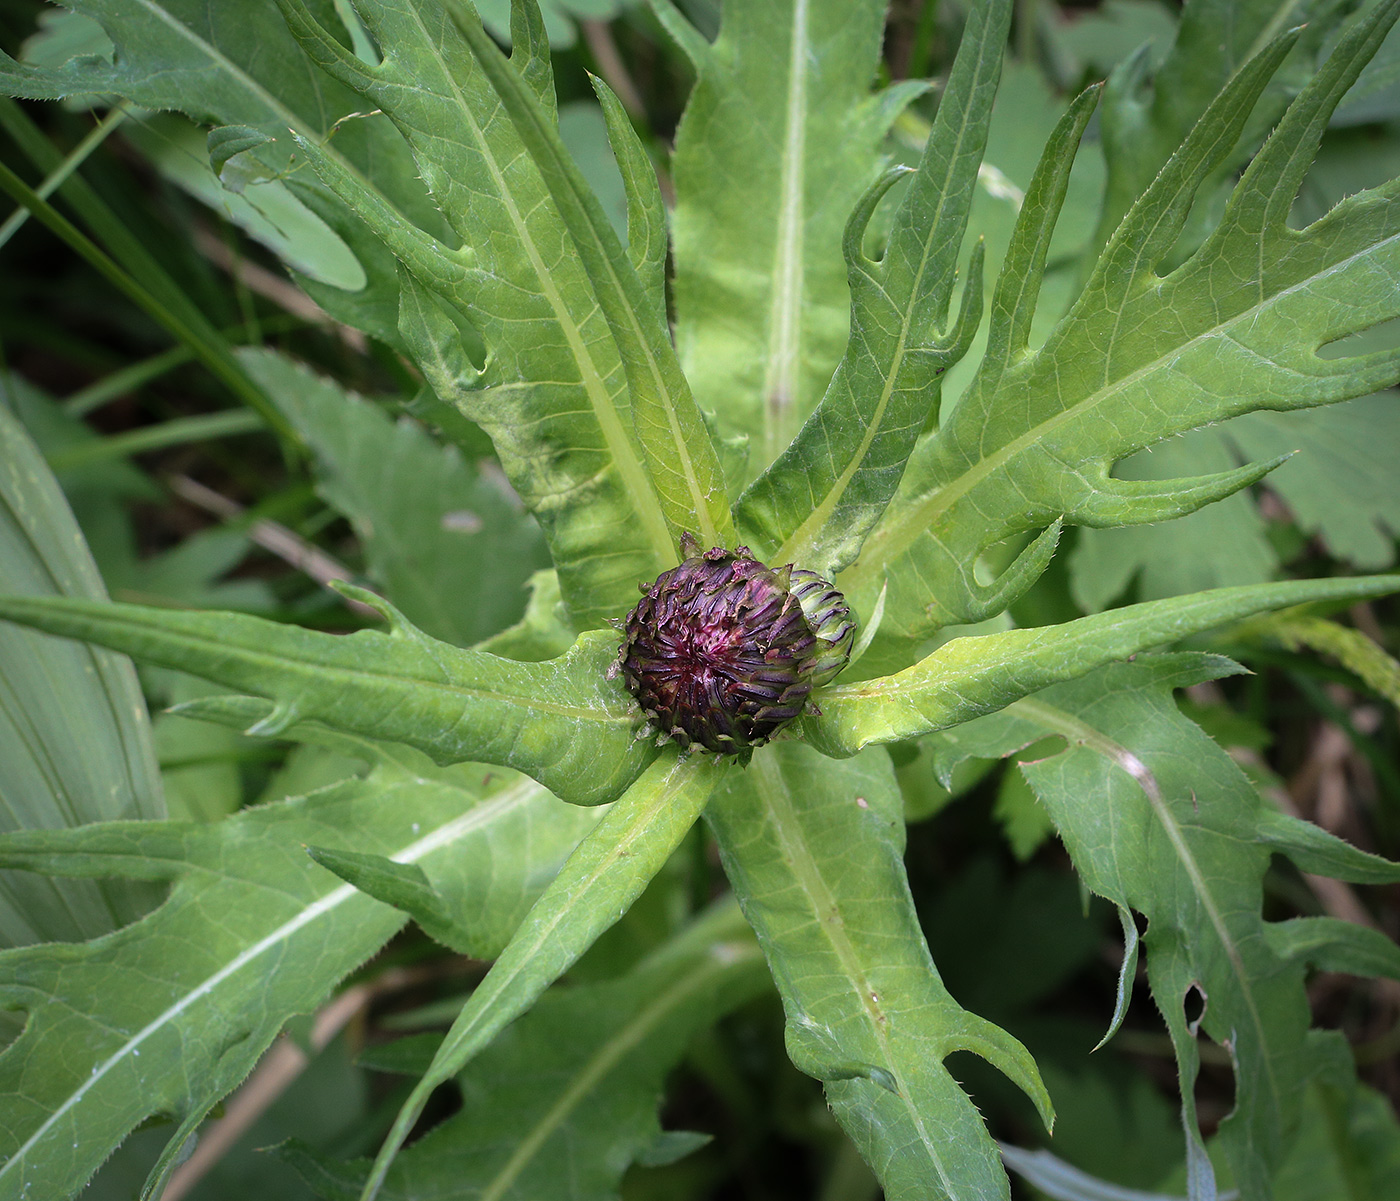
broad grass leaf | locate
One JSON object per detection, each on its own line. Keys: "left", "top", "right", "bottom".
{"left": 0, "top": 741, "right": 600, "bottom": 1201}
{"left": 845, "top": 2, "right": 1400, "bottom": 657}
{"left": 937, "top": 654, "right": 1400, "bottom": 1199}
{"left": 284, "top": 899, "right": 766, "bottom": 1200}
{"left": 664, "top": 0, "right": 918, "bottom": 470}
{"left": 0, "top": 591, "right": 655, "bottom": 808}
{"left": 239, "top": 348, "right": 551, "bottom": 646}
{"left": 708, "top": 741, "right": 1051, "bottom": 1201}
{"left": 0, "top": 400, "right": 163, "bottom": 950}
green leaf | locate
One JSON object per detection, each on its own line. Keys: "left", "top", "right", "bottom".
{"left": 360, "top": 748, "right": 730, "bottom": 1201}
{"left": 589, "top": 79, "right": 666, "bottom": 317}
{"left": 1226, "top": 397, "right": 1400, "bottom": 571}
{"left": 239, "top": 347, "right": 551, "bottom": 646}
{"left": 304, "top": 845, "right": 475, "bottom": 954}
{"left": 448, "top": 0, "right": 733, "bottom": 553}
{"left": 843, "top": 2, "right": 1400, "bottom": 653}
{"left": 1241, "top": 611, "right": 1400, "bottom": 707}
{"left": 807, "top": 573, "right": 1400, "bottom": 758}
{"left": 1048, "top": 0, "right": 1177, "bottom": 80}
{"left": 1071, "top": 395, "right": 1400, "bottom": 609}
{"left": 128, "top": 112, "right": 363, "bottom": 288}
{"left": 1266, "top": 1035, "right": 1400, "bottom": 1200}
{"left": 663, "top": 0, "right": 920, "bottom": 468}
{"left": 1068, "top": 429, "right": 1279, "bottom": 610}
{"left": 272, "top": 0, "right": 682, "bottom": 624}
{"left": 940, "top": 654, "right": 1400, "bottom": 1198}
{"left": 733, "top": 0, "right": 1013, "bottom": 575}
{"left": 0, "top": 739, "right": 600, "bottom": 1201}
{"left": 206, "top": 122, "right": 274, "bottom": 178}
{"left": 0, "top": 591, "right": 655, "bottom": 808}
{"left": 285, "top": 899, "right": 766, "bottom": 1200}
{"left": 0, "top": 399, "right": 163, "bottom": 949}
{"left": 708, "top": 741, "right": 1052, "bottom": 1201}
{"left": 1089, "top": 0, "right": 1346, "bottom": 266}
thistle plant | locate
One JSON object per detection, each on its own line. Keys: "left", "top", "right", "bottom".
{"left": 1, "top": 1, "right": 1399, "bottom": 1200}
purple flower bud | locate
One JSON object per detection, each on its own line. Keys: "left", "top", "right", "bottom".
{"left": 610, "top": 536, "right": 854, "bottom": 754}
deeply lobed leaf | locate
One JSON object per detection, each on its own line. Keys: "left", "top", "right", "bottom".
{"left": 733, "top": 0, "right": 1010, "bottom": 578}
{"left": 273, "top": 0, "right": 696, "bottom": 624}
{"left": 710, "top": 741, "right": 1052, "bottom": 1201}
{"left": 842, "top": 0, "right": 1400, "bottom": 655}
{"left": 933, "top": 654, "right": 1400, "bottom": 1198}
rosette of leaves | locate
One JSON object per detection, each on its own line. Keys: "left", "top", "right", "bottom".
{"left": 0, "top": 2, "right": 1399, "bottom": 1200}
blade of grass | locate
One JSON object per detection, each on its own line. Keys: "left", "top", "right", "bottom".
{"left": 0, "top": 99, "right": 290, "bottom": 441}
{"left": 44, "top": 410, "right": 265, "bottom": 471}
{"left": 61, "top": 314, "right": 305, "bottom": 418}
{"left": 0, "top": 158, "right": 289, "bottom": 439}
{"left": 0, "top": 102, "right": 127, "bottom": 251}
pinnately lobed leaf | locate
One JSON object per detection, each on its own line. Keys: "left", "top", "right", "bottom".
{"left": 711, "top": 741, "right": 1053, "bottom": 1201}
{"left": 842, "top": 0, "right": 1400, "bottom": 659}
{"left": 935, "top": 654, "right": 1400, "bottom": 1197}
{"left": 734, "top": 0, "right": 1010, "bottom": 579}
{"left": 272, "top": 0, "right": 680, "bottom": 625}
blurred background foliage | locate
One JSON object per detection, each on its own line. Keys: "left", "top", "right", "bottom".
{"left": 0, "top": 1, "right": 1397, "bottom": 1197}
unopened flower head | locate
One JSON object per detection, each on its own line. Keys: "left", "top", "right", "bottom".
{"left": 611, "top": 535, "right": 854, "bottom": 754}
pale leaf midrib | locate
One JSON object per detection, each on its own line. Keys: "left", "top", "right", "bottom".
{"left": 762, "top": 0, "right": 810, "bottom": 468}
{"left": 0, "top": 779, "right": 545, "bottom": 1186}
{"left": 850, "top": 228, "right": 1400, "bottom": 586}
{"left": 752, "top": 753, "right": 956, "bottom": 1196}
{"left": 407, "top": 7, "right": 678, "bottom": 566}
